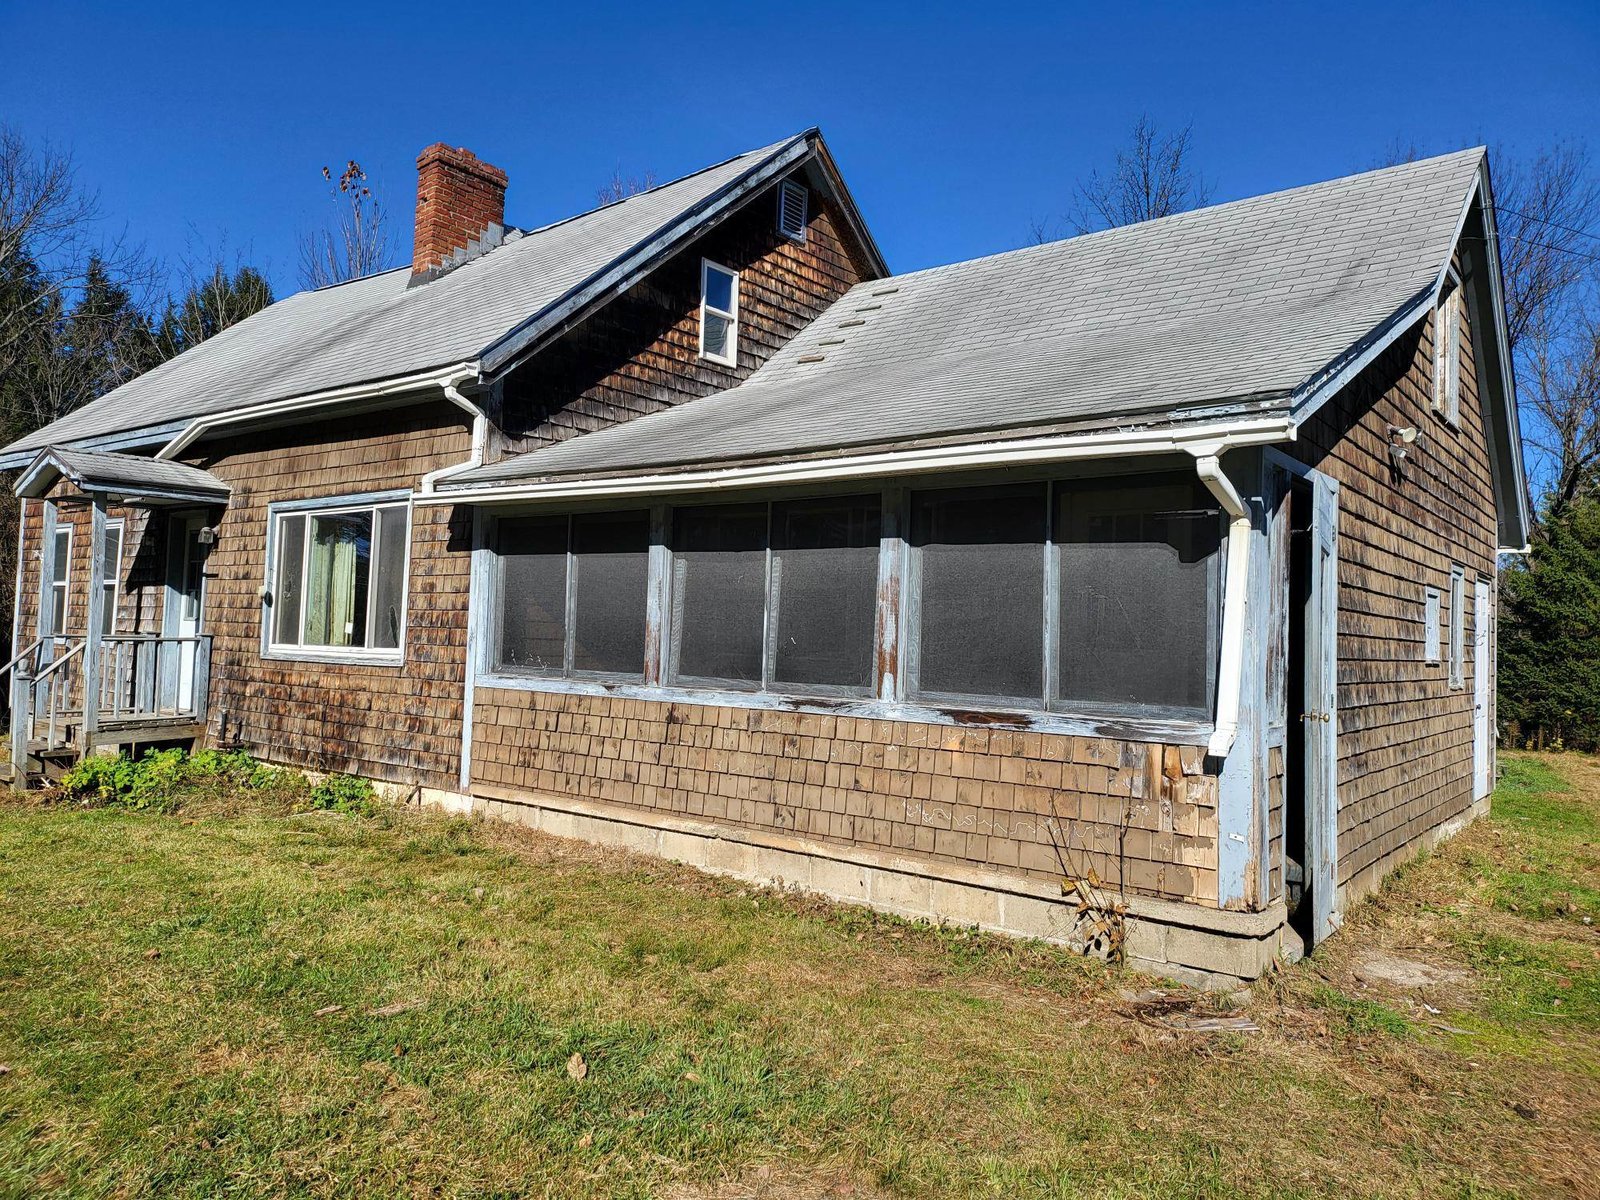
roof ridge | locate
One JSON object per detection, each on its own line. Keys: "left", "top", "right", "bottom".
{"left": 861, "top": 146, "right": 1486, "bottom": 291}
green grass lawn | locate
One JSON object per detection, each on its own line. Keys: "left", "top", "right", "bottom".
{"left": 1, "top": 755, "right": 1597, "bottom": 1199}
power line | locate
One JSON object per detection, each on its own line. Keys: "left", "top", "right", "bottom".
{"left": 1466, "top": 232, "right": 1600, "bottom": 267}
{"left": 1494, "top": 205, "right": 1600, "bottom": 245}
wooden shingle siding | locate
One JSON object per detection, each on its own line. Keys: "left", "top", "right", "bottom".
{"left": 494, "top": 183, "right": 869, "bottom": 453}
{"left": 186, "top": 406, "right": 473, "bottom": 786}
{"left": 470, "top": 688, "right": 1222, "bottom": 904}
{"left": 1295, "top": 267, "right": 1497, "bottom": 902}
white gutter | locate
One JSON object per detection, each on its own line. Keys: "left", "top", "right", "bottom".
{"left": 419, "top": 384, "right": 489, "bottom": 492}
{"left": 154, "top": 363, "right": 480, "bottom": 461}
{"left": 413, "top": 415, "right": 1295, "bottom": 506}
{"left": 1192, "top": 451, "right": 1253, "bottom": 757}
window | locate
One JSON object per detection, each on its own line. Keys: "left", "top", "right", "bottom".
{"left": 908, "top": 475, "right": 1223, "bottom": 718}
{"left": 1056, "top": 477, "right": 1223, "bottom": 715}
{"left": 269, "top": 499, "right": 409, "bottom": 657}
{"left": 1449, "top": 566, "right": 1466, "bottom": 688}
{"left": 666, "top": 496, "right": 880, "bottom": 694}
{"left": 912, "top": 483, "right": 1046, "bottom": 704}
{"left": 101, "top": 520, "right": 124, "bottom": 636}
{"left": 699, "top": 260, "right": 739, "bottom": 367}
{"left": 778, "top": 180, "right": 808, "bottom": 241}
{"left": 1434, "top": 278, "right": 1463, "bottom": 424}
{"left": 481, "top": 474, "right": 1226, "bottom": 726}
{"left": 48, "top": 527, "right": 71, "bottom": 634}
{"left": 496, "top": 510, "right": 652, "bottom": 679}
{"left": 1424, "top": 587, "right": 1441, "bottom": 664}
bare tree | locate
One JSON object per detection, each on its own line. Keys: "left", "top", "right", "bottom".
{"left": 298, "top": 161, "right": 396, "bottom": 289}
{"left": 597, "top": 166, "right": 657, "bottom": 205}
{"left": 1070, "top": 116, "right": 1213, "bottom": 235}
{"left": 0, "top": 123, "right": 155, "bottom": 385}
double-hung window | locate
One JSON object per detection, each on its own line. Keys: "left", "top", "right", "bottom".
{"left": 101, "top": 519, "right": 124, "bottom": 636}
{"left": 699, "top": 260, "right": 739, "bottom": 367}
{"left": 496, "top": 510, "right": 652, "bottom": 679}
{"left": 268, "top": 498, "right": 410, "bottom": 658}
{"left": 48, "top": 527, "right": 71, "bottom": 634}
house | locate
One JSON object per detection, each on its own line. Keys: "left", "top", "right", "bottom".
{"left": 0, "top": 130, "right": 1528, "bottom": 984}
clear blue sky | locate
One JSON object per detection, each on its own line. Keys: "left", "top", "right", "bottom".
{"left": 3, "top": 0, "right": 1598, "bottom": 298}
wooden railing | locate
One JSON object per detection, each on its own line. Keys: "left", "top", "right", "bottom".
{"left": 5, "top": 634, "right": 213, "bottom": 783}
{"left": 96, "top": 634, "right": 212, "bottom": 724}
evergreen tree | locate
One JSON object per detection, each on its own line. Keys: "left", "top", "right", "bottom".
{"left": 151, "top": 264, "right": 272, "bottom": 361}
{"left": 1499, "top": 498, "right": 1600, "bottom": 749}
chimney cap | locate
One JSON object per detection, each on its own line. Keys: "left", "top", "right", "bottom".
{"left": 415, "top": 143, "right": 508, "bottom": 186}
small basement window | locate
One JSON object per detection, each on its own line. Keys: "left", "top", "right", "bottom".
{"left": 1449, "top": 566, "right": 1466, "bottom": 688}
{"left": 699, "top": 260, "right": 739, "bottom": 367}
{"left": 778, "top": 180, "right": 808, "bottom": 241}
{"left": 1434, "top": 276, "right": 1463, "bottom": 424}
{"left": 1424, "top": 587, "right": 1441, "bottom": 664}
{"left": 268, "top": 498, "right": 410, "bottom": 658}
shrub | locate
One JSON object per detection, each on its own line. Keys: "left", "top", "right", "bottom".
{"left": 306, "top": 773, "right": 379, "bottom": 818}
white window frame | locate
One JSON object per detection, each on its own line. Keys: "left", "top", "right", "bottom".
{"left": 48, "top": 526, "right": 72, "bottom": 636}
{"left": 262, "top": 491, "right": 412, "bottom": 665}
{"left": 102, "top": 518, "right": 125, "bottom": 636}
{"left": 1423, "top": 586, "right": 1441, "bottom": 665}
{"left": 698, "top": 258, "right": 739, "bottom": 368}
{"left": 1433, "top": 272, "right": 1463, "bottom": 426}
{"left": 777, "top": 180, "right": 808, "bottom": 242}
{"left": 1448, "top": 565, "right": 1466, "bottom": 688}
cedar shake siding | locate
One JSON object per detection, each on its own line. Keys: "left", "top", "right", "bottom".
{"left": 470, "top": 690, "right": 1222, "bottom": 904}
{"left": 493, "top": 182, "right": 871, "bottom": 454}
{"left": 186, "top": 407, "right": 474, "bottom": 787}
{"left": 1293, "top": 278, "right": 1497, "bottom": 903}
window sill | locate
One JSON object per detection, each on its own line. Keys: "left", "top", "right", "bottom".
{"left": 263, "top": 647, "right": 405, "bottom": 668}
{"left": 474, "top": 672, "right": 1215, "bottom": 746}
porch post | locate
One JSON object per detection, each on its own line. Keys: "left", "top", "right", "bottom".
{"left": 10, "top": 659, "right": 31, "bottom": 790}
{"left": 81, "top": 495, "right": 107, "bottom": 746}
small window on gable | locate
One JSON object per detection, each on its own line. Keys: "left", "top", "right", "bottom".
{"left": 699, "top": 260, "right": 739, "bottom": 367}
{"left": 1423, "top": 587, "right": 1441, "bottom": 664}
{"left": 1448, "top": 566, "right": 1466, "bottom": 688}
{"left": 1433, "top": 277, "right": 1463, "bottom": 425}
{"left": 778, "top": 180, "right": 808, "bottom": 241}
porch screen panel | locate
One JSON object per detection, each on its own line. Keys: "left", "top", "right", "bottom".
{"left": 370, "top": 506, "right": 408, "bottom": 650}
{"left": 1055, "top": 476, "right": 1222, "bottom": 717}
{"left": 670, "top": 503, "right": 767, "bottom": 686}
{"left": 770, "top": 495, "right": 880, "bottom": 691}
{"left": 273, "top": 515, "right": 306, "bottom": 646}
{"left": 497, "top": 515, "right": 568, "bottom": 672}
{"left": 305, "top": 511, "right": 372, "bottom": 648}
{"left": 912, "top": 484, "right": 1046, "bottom": 703}
{"left": 571, "top": 510, "right": 650, "bottom": 677}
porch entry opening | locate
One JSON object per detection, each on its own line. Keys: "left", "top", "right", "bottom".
{"left": 1285, "top": 474, "right": 1339, "bottom": 951}
{"left": 164, "top": 514, "right": 208, "bottom": 712}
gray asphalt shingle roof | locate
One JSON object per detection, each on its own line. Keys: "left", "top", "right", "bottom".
{"left": 1, "top": 133, "right": 810, "bottom": 461}
{"left": 450, "top": 147, "right": 1485, "bottom": 487}
{"left": 20, "top": 448, "right": 230, "bottom": 500}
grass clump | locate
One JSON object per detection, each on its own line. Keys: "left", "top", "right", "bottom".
{"left": 55, "top": 747, "right": 373, "bottom": 818}
{"left": 305, "top": 772, "right": 378, "bottom": 817}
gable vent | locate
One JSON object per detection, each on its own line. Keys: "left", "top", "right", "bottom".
{"left": 778, "top": 180, "right": 808, "bottom": 241}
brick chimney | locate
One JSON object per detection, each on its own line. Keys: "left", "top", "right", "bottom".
{"left": 411, "top": 143, "right": 508, "bottom": 279}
